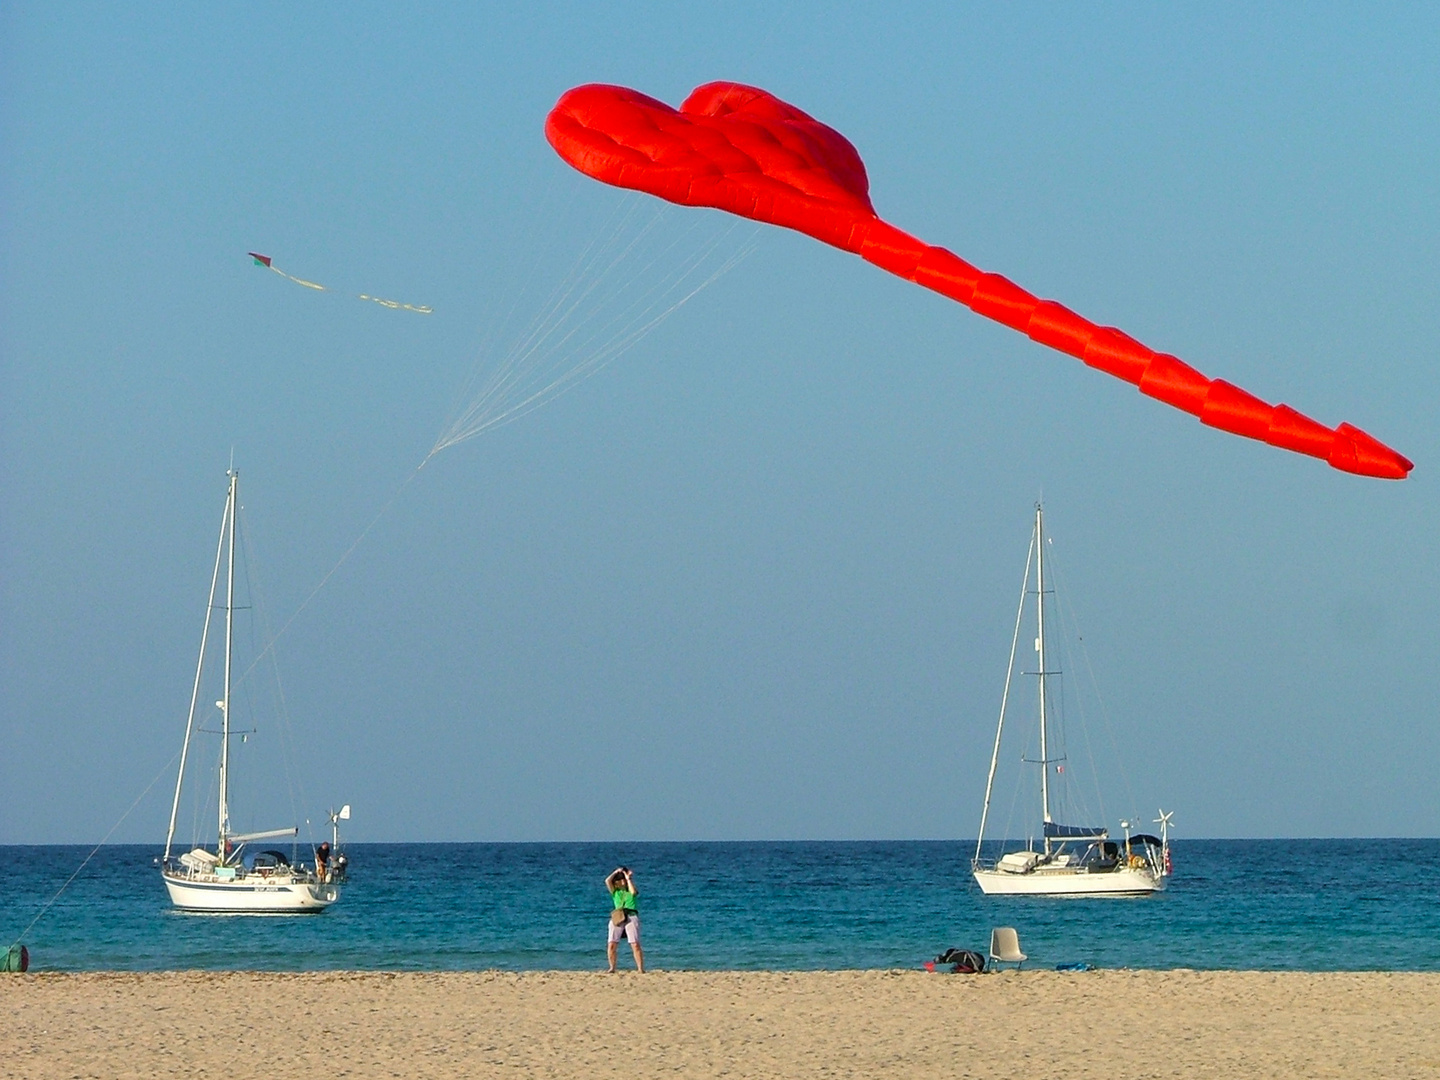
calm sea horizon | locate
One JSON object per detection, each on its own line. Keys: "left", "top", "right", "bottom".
{"left": 5, "top": 840, "right": 1438, "bottom": 972}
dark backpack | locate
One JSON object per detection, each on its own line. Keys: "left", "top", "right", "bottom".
{"left": 934, "top": 947, "right": 986, "bottom": 974}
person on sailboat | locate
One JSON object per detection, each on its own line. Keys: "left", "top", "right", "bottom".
{"left": 315, "top": 842, "right": 331, "bottom": 883}
{"left": 605, "top": 867, "right": 644, "bottom": 973}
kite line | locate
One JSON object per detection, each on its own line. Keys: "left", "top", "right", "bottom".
{"left": 8, "top": 748, "right": 182, "bottom": 951}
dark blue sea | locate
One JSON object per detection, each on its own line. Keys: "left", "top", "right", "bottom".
{"left": 5, "top": 840, "right": 1438, "bottom": 972}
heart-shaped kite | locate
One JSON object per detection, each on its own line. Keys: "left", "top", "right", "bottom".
{"left": 547, "top": 82, "right": 1411, "bottom": 479}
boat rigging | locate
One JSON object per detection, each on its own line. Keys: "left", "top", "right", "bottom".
{"left": 160, "top": 468, "right": 344, "bottom": 913}
{"left": 972, "top": 503, "right": 1173, "bottom": 897}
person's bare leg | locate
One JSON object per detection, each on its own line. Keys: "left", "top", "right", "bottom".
{"left": 606, "top": 941, "right": 618, "bottom": 973}
{"left": 631, "top": 941, "right": 645, "bottom": 973}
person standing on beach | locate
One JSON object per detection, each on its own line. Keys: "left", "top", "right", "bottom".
{"left": 605, "top": 866, "right": 644, "bottom": 973}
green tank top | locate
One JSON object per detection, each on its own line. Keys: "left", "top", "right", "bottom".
{"left": 611, "top": 888, "right": 638, "bottom": 913}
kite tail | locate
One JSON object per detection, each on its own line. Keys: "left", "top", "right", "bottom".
{"left": 270, "top": 265, "right": 327, "bottom": 291}
{"left": 249, "top": 252, "right": 430, "bottom": 311}
{"left": 856, "top": 219, "right": 1412, "bottom": 480}
{"left": 359, "top": 294, "right": 433, "bottom": 314}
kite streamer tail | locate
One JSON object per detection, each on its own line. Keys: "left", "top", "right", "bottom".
{"left": 267, "top": 264, "right": 327, "bottom": 291}
{"left": 248, "top": 251, "right": 430, "bottom": 311}
{"left": 248, "top": 250, "right": 328, "bottom": 291}
{"left": 855, "top": 219, "right": 1413, "bottom": 481}
{"left": 360, "top": 294, "right": 433, "bottom": 314}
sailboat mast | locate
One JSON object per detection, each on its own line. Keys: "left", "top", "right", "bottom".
{"left": 218, "top": 470, "right": 237, "bottom": 862}
{"left": 1035, "top": 502, "right": 1053, "bottom": 853}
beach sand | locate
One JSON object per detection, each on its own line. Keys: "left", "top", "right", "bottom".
{"left": 5, "top": 969, "right": 1437, "bottom": 1078}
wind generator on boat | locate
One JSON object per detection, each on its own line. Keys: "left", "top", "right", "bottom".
{"left": 972, "top": 503, "right": 1173, "bottom": 897}
{"left": 159, "top": 469, "right": 340, "bottom": 913}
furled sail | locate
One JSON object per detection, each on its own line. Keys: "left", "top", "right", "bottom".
{"left": 1043, "top": 822, "right": 1108, "bottom": 839}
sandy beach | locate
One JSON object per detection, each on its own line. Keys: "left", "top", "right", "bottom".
{"left": 5, "top": 969, "right": 1438, "bottom": 1079}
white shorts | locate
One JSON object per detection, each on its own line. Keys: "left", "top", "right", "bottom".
{"left": 607, "top": 913, "right": 640, "bottom": 944}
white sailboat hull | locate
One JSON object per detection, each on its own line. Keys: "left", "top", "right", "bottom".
{"left": 162, "top": 870, "right": 338, "bottom": 913}
{"left": 973, "top": 864, "right": 1163, "bottom": 897}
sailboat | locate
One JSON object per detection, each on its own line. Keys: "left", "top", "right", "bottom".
{"left": 159, "top": 469, "right": 340, "bottom": 913}
{"left": 972, "top": 503, "right": 1172, "bottom": 897}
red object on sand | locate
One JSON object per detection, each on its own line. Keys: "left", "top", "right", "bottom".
{"left": 546, "top": 82, "right": 1411, "bottom": 480}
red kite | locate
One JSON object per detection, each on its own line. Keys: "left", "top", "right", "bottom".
{"left": 546, "top": 82, "right": 1410, "bottom": 480}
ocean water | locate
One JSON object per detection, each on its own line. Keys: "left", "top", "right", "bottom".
{"left": 4, "top": 840, "right": 1438, "bottom": 972}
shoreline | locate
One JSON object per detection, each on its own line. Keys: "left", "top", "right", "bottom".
{"left": 12, "top": 964, "right": 1440, "bottom": 976}
{"left": 8, "top": 969, "right": 1439, "bottom": 1078}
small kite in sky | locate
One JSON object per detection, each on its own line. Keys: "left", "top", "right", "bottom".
{"left": 248, "top": 252, "right": 433, "bottom": 314}
{"left": 545, "top": 82, "right": 1411, "bottom": 480}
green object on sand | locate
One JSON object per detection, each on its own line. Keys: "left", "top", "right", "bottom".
{"left": 3, "top": 944, "right": 29, "bottom": 972}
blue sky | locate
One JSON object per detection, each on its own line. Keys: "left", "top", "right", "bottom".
{"left": 2, "top": 4, "right": 1436, "bottom": 842}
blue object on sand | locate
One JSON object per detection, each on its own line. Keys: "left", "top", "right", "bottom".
{"left": 1055, "top": 962, "right": 1093, "bottom": 971}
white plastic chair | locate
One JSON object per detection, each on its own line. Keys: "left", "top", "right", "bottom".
{"left": 989, "top": 926, "right": 1027, "bottom": 970}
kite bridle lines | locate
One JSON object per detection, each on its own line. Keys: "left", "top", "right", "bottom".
{"left": 428, "top": 196, "right": 757, "bottom": 458}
